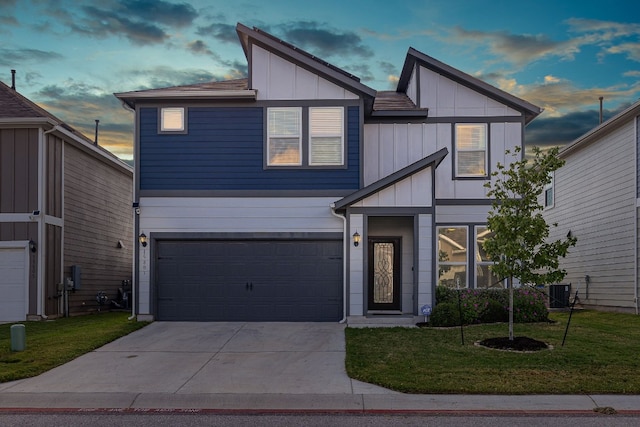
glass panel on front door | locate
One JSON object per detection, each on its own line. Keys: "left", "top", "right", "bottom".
{"left": 368, "top": 237, "right": 401, "bottom": 311}
{"left": 373, "top": 242, "right": 394, "bottom": 304}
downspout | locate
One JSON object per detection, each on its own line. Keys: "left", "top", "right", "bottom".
{"left": 330, "top": 203, "right": 348, "bottom": 323}
{"left": 119, "top": 100, "right": 138, "bottom": 321}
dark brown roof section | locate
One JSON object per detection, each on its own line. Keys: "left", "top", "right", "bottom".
{"left": 118, "top": 78, "right": 249, "bottom": 96}
{"left": 0, "top": 80, "right": 59, "bottom": 120}
{"left": 115, "top": 78, "right": 255, "bottom": 108}
{"left": 372, "top": 90, "right": 428, "bottom": 118}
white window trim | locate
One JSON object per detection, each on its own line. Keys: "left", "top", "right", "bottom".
{"left": 474, "top": 226, "right": 502, "bottom": 289}
{"left": 454, "top": 123, "right": 488, "bottom": 178}
{"left": 266, "top": 106, "right": 345, "bottom": 168}
{"left": 160, "top": 107, "right": 186, "bottom": 133}
{"left": 309, "top": 106, "right": 344, "bottom": 166}
{"left": 437, "top": 226, "right": 469, "bottom": 289}
{"left": 543, "top": 172, "right": 555, "bottom": 209}
{"left": 267, "top": 107, "right": 302, "bottom": 166}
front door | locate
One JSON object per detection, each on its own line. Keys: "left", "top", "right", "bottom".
{"left": 367, "top": 237, "right": 401, "bottom": 311}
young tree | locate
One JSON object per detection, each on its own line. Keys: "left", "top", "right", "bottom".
{"left": 483, "top": 146, "right": 576, "bottom": 340}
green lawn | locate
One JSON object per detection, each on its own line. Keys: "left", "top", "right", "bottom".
{"left": 346, "top": 310, "right": 640, "bottom": 394}
{"left": 0, "top": 312, "right": 148, "bottom": 383}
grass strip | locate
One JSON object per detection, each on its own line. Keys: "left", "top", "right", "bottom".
{"left": 0, "top": 312, "right": 148, "bottom": 383}
{"left": 345, "top": 310, "right": 640, "bottom": 394}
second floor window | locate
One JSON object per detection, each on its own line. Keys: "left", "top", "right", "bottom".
{"left": 455, "top": 123, "right": 487, "bottom": 177}
{"left": 160, "top": 107, "right": 186, "bottom": 132}
{"left": 267, "top": 107, "right": 302, "bottom": 165}
{"left": 267, "top": 106, "right": 344, "bottom": 167}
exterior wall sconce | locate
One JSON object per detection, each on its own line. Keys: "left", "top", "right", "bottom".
{"left": 29, "top": 240, "right": 37, "bottom": 253}
{"left": 139, "top": 233, "right": 148, "bottom": 247}
{"left": 352, "top": 231, "right": 361, "bottom": 247}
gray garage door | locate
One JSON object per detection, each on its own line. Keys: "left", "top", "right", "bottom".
{"left": 155, "top": 239, "right": 343, "bottom": 321}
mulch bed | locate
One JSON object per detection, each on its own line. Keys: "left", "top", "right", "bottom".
{"left": 478, "top": 336, "right": 549, "bottom": 352}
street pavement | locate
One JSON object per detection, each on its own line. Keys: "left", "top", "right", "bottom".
{"left": 1, "top": 321, "right": 639, "bottom": 414}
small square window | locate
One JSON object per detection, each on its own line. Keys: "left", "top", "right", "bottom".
{"left": 160, "top": 107, "right": 185, "bottom": 132}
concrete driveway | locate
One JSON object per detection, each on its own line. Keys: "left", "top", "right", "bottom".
{"left": 0, "top": 322, "right": 389, "bottom": 395}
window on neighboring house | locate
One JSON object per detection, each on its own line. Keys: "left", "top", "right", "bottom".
{"left": 544, "top": 172, "right": 554, "bottom": 208}
{"left": 455, "top": 123, "right": 488, "bottom": 177}
{"left": 437, "top": 226, "right": 468, "bottom": 288}
{"left": 266, "top": 106, "right": 344, "bottom": 167}
{"left": 475, "top": 226, "right": 502, "bottom": 288}
{"left": 160, "top": 107, "right": 186, "bottom": 132}
{"left": 310, "top": 107, "right": 344, "bottom": 165}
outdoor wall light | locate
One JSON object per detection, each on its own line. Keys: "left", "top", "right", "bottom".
{"left": 139, "top": 233, "right": 148, "bottom": 247}
{"left": 29, "top": 240, "right": 37, "bottom": 253}
{"left": 352, "top": 231, "right": 361, "bottom": 247}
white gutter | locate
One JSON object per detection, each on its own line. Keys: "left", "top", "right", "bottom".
{"left": 330, "top": 203, "right": 348, "bottom": 324}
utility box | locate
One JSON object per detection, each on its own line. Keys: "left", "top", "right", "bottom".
{"left": 549, "top": 284, "right": 571, "bottom": 308}
{"left": 71, "top": 265, "right": 81, "bottom": 290}
{"left": 10, "top": 324, "right": 25, "bottom": 352}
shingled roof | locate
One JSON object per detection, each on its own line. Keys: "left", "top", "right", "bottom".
{"left": 0, "top": 80, "right": 59, "bottom": 120}
{"left": 371, "top": 90, "right": 428, "bottom": 118}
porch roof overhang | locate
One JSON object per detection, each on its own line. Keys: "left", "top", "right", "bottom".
{"left": 333, "top": 147, "right": 448, "bottom": 212}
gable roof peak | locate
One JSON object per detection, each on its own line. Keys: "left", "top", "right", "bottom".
{"left": 397, "top": 47, "right": 543, "bottom": 124}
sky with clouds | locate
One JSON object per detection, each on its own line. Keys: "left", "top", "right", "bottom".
{"left": 1, "top": 0, "right": 639, "bottom": 161}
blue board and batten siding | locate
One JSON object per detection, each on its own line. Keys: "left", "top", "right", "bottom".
{"left": 139, "top": 106, "right": 360, "bottom": 191}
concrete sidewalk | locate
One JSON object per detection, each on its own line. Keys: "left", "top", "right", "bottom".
{"left": 1, "top": 322, "right": 639, "bottom": 413}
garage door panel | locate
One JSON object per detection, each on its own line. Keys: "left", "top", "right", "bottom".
{"left": 155, "top": 239, "right": 342, "bottom": 321}
{"left": 0, "top": 247, "right": 28, "bottom": 322}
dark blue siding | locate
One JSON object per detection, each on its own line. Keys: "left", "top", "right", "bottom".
{"left": 139, "top": 106, "right": 360, "bottom": 191}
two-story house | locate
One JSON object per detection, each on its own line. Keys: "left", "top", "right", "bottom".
{"left": 1, "top": 77, "right": 133, "bottom": 322}
{"left": 542, "top": 100, "right": 640, "bottom": 314}
{"left": 115, "top": 23, "right": 541, "bottom": 323}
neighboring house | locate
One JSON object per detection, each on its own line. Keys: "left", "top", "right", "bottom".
{"left": 543, "top": 100, "right": 640, "bottom": 314}
{"left": 0, "top": 78, "right": 133, "bottom": 322}
{"left": 115, "top": 23, "right": 541, "bottom": 323}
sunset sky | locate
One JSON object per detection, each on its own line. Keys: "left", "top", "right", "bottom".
{"left": 1, "top": 0, "right": 639, "bottom": 161}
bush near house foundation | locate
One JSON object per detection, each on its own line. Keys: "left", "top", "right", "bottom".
{"left": 430, "top": 286, "right": 548, "bottom": 326}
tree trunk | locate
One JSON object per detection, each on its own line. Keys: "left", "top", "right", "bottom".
{"left": 508, "top": 275, "right": 514, "bottom": 341}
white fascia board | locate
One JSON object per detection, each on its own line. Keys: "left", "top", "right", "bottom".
{"left": 116, "top": 89, "right": 257, "bottom": 101}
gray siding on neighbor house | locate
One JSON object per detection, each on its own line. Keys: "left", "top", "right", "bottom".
{"left": 0, "top": 128, "right": 38, "bottom": 216}
{"left": 546, "top": 120, "right": 637, "bottom": 310}
{"left": 637, "top": 116, "right": 640, "bottom": 198}
{"left": 63, "top": 144, "right": 133, "bottom": 315}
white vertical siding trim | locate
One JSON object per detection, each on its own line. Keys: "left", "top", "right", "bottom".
{"left": 252, "top": 45, "right": 359, "bottom": 101}
{"left": 417, "top": 214, "right": 433, "bottom": 308}
{"left": 407, "top": 65, "right": 417, "bottom": 105}
{"left": 349, "top": 214, "right": 364, "bottom": 315}
{"left": 363, "top": 124, "right": 380, "bottom": 186}
{"left": 436, "top": 205, "right": 491, "bottom": 224}
{"left": 357, "top": 169, "right": 433, "bottom": 208}
{"left": 418, "top": 66, "right": 518, "bottom": 118}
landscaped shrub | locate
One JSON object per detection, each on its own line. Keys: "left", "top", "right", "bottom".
{"left": 480, "top": 299, "right": 509, "bottom": 323}
{"left": 431, "top": 285, "right": 548, "bottom": 326}
{"left": 513, "top": 287, "right": 548, "bottom": 322}
{"left": 429, "top": 302, "right": 460, "bottom": 327}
